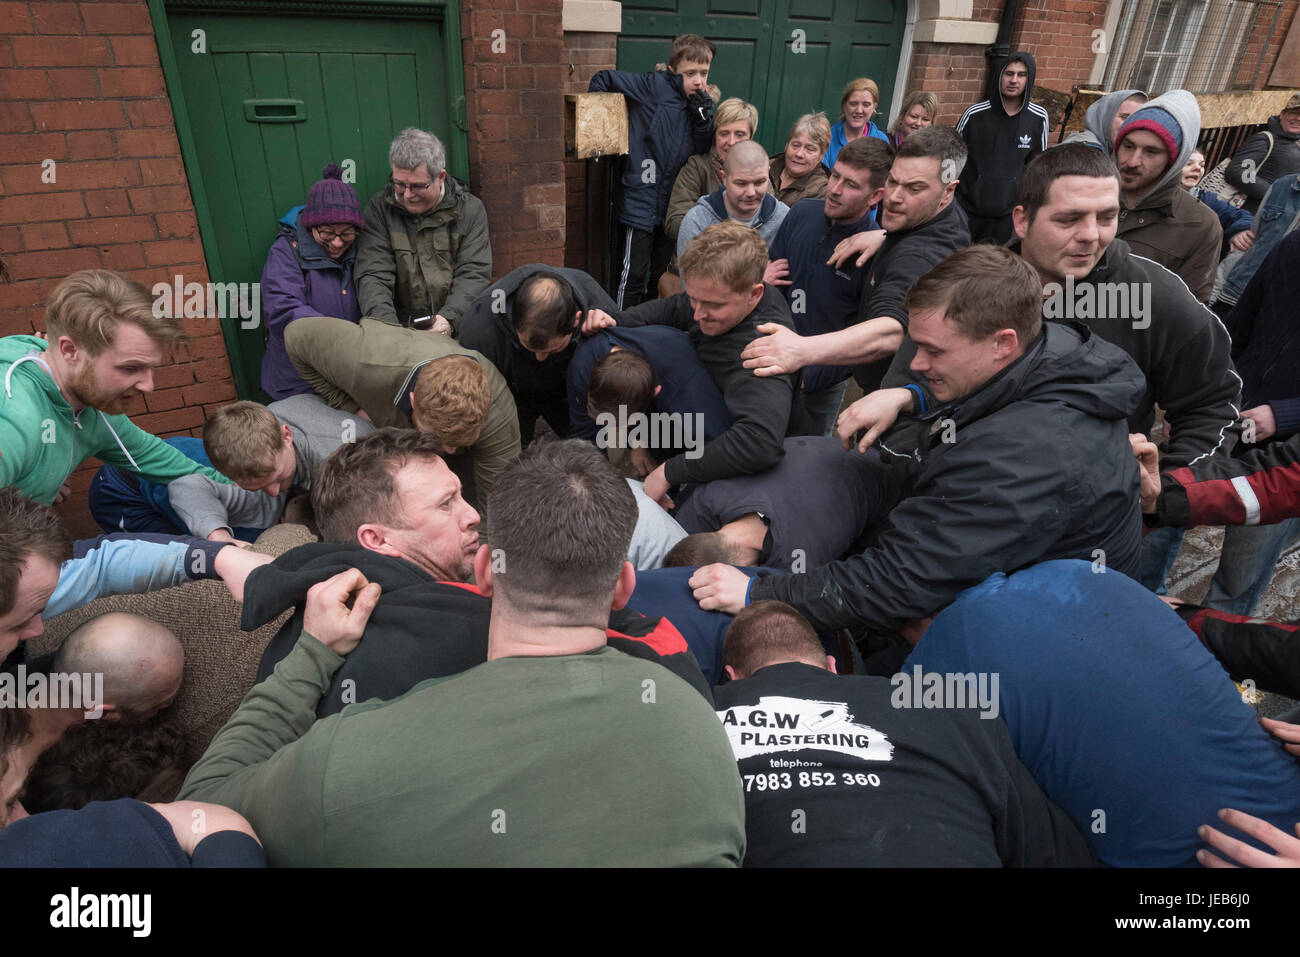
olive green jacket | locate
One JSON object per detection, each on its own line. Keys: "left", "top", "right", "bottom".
{"left": 354, "top": 176, "right": 492, "bottom": 329}
{"left": 284, "top": 316, "right": 520, "bottom": 507}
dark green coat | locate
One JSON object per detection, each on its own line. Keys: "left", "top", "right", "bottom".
{"left": 354, "top": 177, "right": 492, "bottom": 329}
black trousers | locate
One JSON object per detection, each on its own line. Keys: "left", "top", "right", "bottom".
{"left": 613, "top": 223, "right": 673, "bottom": 308}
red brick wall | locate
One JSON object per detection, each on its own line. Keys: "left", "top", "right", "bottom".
{"left": 460, "top": 0, "right": 567, "bottom": 276}
{"left": 563, "top": 29, "right": 617, "bottom": 270}
{"left": 1238, "top": 0, "right": 1298, "bottom": 89}
{"left": 0, "top": 0, "right": 235, "bottom": 536}
{"left": 1013, "top": 0, "right": 1108, "bottom": 94}
{"left": 903, "top": 0, "right": 1298, "bottom": 128}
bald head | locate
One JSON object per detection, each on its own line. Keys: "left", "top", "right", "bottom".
{"left": 723, "top": 139, "right": 769, "bottom": 176}
{"left": 54, "top": 613, "right": 184, "bottom": 720}
{"left": 720, "top": 141, "right": 773, "bottom": 221}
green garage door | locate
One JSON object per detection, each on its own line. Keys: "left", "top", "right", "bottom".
{"left": 619, "top": 0, "right": 906, "bottom": 154}
{"left": 157, "top": 0, "right": 467, "bottom": 398}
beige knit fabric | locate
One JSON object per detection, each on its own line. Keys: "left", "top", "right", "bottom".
{"left": 31, "top": 525, "right": 318, "bottom": 754}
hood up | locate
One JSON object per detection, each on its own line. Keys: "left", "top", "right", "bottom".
{"left": 1117, "top": 89, "right": 1202, "bottom": 205}
{"left": 987, "top": 50, "right": 1038, "bottom": 116}
{"left": 1083, "top": 88, "right": 1147, "bottom": 154}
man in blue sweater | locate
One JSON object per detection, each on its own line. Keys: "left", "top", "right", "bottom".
{"left": 764, "top": 136, "right": 893, "bottom": 434}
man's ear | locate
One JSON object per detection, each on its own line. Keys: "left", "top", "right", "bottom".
{"left": 1012, "top": 204, "right": 1030, "bottom": 240}
{"left": 724, "top": 664, "right": 740, "bottom": 681}
{"left": 281, "top": 424, "right": 294, "bottom": 449}
{"left": 474, "top": 543, "right": 495, "bottom": 597}
{"left": 56, "top": 335, "right": 82, "bottom": 364}
{"left": 747, "top": 282, "right": 765, "bottom": 310}
{"left": 572, "top": 311, "right": 582, "bottom": 330}
{"left": 993, "top": 329, "right": 1020, "bottom": 360}
{"left": 357, "top": 523, "right": 399, "bottom": 557}
{"left": 868, "top": 185, "right": 885, "bottom": 208}
{"left": 653, "top": 384, "right": 662, "bottom": 399}
{"left": 609, "top": 560, "right": 636, "bottom": 610}
{"left": 825, "top": 654, "right": 838, "bottom": 675}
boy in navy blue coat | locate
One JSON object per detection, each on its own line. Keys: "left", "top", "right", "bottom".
{"left": 589, "top": 34, "right": 716, "bottom": 308}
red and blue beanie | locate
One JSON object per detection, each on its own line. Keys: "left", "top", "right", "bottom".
{"left": 1115, "top": 107, "right": 1182, "bottom": 166}
{"left": 301, "top": 163, "right": 364, "bottom": 229}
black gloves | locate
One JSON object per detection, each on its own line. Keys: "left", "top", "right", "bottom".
{"left": 687, "top": 90, "right": 714, "bottom": 132}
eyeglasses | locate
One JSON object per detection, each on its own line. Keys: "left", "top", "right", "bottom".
{"left": 312, "top": 227, "right": 356, "bottom": 243}
{"left": 388, "top": 178, "right": 437, "bottom": 195}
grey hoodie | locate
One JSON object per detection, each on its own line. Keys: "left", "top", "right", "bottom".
{"left": 1064, "top": 88, "right": 1146, "bottom": 153}
{"left": 1115, "top": 90, "right": 1223, "bottom": 301}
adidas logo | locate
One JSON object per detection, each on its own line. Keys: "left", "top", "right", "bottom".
{"left": 1018, "top": 134, "right": 1031, "bottom": 148}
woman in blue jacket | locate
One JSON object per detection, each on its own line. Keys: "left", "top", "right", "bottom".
{"left": 825, "top": 77, "right": 891, "bottom": 168}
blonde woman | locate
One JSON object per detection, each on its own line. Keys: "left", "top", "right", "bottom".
{"left": 825, "top": 77, "right": 889, "bottom": 167}
{"left": 888, "top": 91, "right": 937, "bottom": 149}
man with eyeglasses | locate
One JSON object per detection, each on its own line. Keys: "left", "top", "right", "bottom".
{"left": 355, "top": 128, "right": 493, "bottom": 336}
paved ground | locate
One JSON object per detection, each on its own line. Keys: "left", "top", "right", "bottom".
{"left": 1167, "top": 527, "right": 1300, "bottom": 717}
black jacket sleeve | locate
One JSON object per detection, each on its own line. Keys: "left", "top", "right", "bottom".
{"left": 1225, "top": 131, "right": 1275, "bottom": 203}
{"left": 751, "top": 421, "right": 1079, "bottom": 632}
{"left": 1176, "top": 603, "right": 1300, "bottom": 700}
{"left": 662, "top": 367, "right": 792, "bottom": 485}
{"left": 1150, "top": 313, "right": 1242, "bottom": 469}
{"left": 616, "top": 294, "right": 693, "bottom": 330}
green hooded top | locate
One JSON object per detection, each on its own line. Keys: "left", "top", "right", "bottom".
{"left": 0, "top": 335, "right": 229, "bottom": 504}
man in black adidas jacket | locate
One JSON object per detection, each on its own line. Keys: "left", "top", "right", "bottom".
{"left": 956, "top": 50, "right": 1050, "bottom": 243}
{"left": 689, "top": 245, "right": 1145, "bottom": 633}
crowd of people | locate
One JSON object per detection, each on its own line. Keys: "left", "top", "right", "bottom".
{"left": 3, "top": 31, "right": 1300, "bottom": 869}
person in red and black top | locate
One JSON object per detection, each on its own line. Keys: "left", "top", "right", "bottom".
{"left": 252, "top": 429, "right": 710, "bottom": 715}
{"left": 1137, "top": 432, "right": 1300, "bottom": 704}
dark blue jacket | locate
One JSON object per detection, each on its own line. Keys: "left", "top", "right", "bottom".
{"left": 769, "top": 197, "right": 878, "bottom": 394}
{"left": 588, "top": 68, "right": 713, "bottom": 231}
{"left": 567, "top": 325, "right": 732, "bottom": 444}
{"left": 1222, "top": 173, "right": 1300, "bottom": 304}
{"left": 0, "top": 799, "right": 266, "bottom": 867}
{"left": 1226, "top": 229, "right": 1300, "bottom": 437}
{"left": 1191, "top": 186, "right": 1253, "bottom": 259}
{"left": 675, "top": 436, "right": 902, "bottom": 572}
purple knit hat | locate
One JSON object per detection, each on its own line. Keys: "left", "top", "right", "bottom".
{"left": 301, "top": 163, "right": 364, "bottom": 229}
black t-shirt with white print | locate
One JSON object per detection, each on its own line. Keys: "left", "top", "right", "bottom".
{"left": 713, "top": 662, "right": 1094, "bottom": 867}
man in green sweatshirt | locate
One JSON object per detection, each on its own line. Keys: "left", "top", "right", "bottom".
{"left": 181, "top": 440, "right": 746, "bottom": 866}
{"left": 0, "top": 269, "right": 228, "bottom": 504}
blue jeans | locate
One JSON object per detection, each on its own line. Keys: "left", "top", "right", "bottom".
{"left": 1205, "top": 517, "right": 1300, "bottom": 615}
{"left": 791, "top": 380, "right": 850, "bottom": 437}
{"left": 1136, "top": 525, "right": 1186, "bottom": 594}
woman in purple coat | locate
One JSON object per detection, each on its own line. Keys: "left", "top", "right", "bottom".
{"left": 260, "top": 163, "right": 364, "bottom": 398}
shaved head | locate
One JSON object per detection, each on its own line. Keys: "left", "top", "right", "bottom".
{"left": 54, "top": 613, "right": 184, "bottom": 720}
{"left": 724, "top": 139, "right": 770, "bottom": 176}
